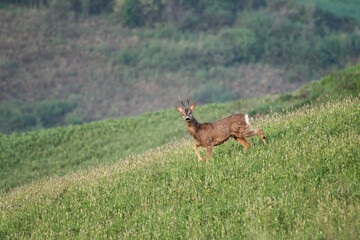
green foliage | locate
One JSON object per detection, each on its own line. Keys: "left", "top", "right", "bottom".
{"left": 196, "top": 1, "right": 236, "bottom": 29}
{"left": 111, "top": 0, "right": 360, "bottom": 32}
{"left": 117, "top": 48, "right": 140, "bottom": 66}
{"left": 114, "top": 0, "right": 167, "bottom": 26}
{"left": 113, "top": 7, "right": 359, "bottom": 70}
{"left": 0, "top": 0, "right": 48, "bottom": 8}
{"left": 219, "top": 28, "right": 258, "bottom": 62}
{"left": 194, "top": 83, "right": 237, "bottom": 104}
{"left": 234, "top": 8, "right": 360, "bottom": 66}
{"left": 117, "top": 0, "right": 141, "bottom": 27}
{"left": 65, "top": 112, "right": 83, "bottom": 125}
{"left": 113, "top": 0, "right": 264, "bottom": 28}
{"left": 3, "top": 0, "right": 113, "bottom": 14}
{"left": 0, "top": 97, "right": 359, "bottom": 238}
{"left": 313, "top": 33, "right": 360, "bottom": 66}
{"left": 0, "top": 100, "right": 77, "bottom": 134}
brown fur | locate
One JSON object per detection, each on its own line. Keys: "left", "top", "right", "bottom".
{"left": 176, "top": 97, "right": 266, "bottom": 162}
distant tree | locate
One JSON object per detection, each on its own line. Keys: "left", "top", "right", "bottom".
{"left": 114, "top": 0, "right": 141, "bottom": 26}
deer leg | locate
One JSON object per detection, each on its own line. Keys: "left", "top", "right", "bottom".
{"left": 194, "top": 144, "right": 204, "bottom": 161}
{"left": 236, "top": 138, "right": 251, "bottom": 151}
{"left": 205, "top": 146, "right": 213, "bottom": 163}
{"left": 242, "top": 129, "right": 267, "bottom": 145}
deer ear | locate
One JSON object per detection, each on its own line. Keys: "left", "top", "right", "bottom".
{"left": 190, "top": 102, "right": 196, "bottom": 111}
{"left": 176, "top": 106, "right": 184, "bottom": 114}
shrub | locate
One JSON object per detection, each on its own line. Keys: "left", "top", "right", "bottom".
{"left": 137, "top": 40, "right": 184, "bottom": 70}
{"left": 0, "top": 100, "right": 77, "bottom": 134}
{"left": 193, "top": 84, "right": 237, "bottom": 104}
{"left": 65, "top": 112, "right": 83, "bottom": 125}
{"left": 114, "top": 0, "right": 168, "bottom": 26}
{"left": 35, "top": 100, "right": 77, "bottom": 127}
{"left": 153, "top": 23, "right": 177, "bottom": 39}
{"left": 3, "top": 0, "right": 113, "bottom": 14}
{"left": 117, "top": 48, "right": 140, "bottom": 66}
{"left": 314, "top": 33, "right": 358, "bottom": 66}
{"left": 0, "top": 102, "right": 36, "bottom": 134}
{"left": 176, "top": 9, "right": 199, "bottom": 30}
{"left": 202, "top": 2, "right": 236, "bottom": 28}
{"left": 219, "top": 27, "right": 258, "bottom": 62}
{"left": 117, "top": 0, "right": 141, "bottom": 27}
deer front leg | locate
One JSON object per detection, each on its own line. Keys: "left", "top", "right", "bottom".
{"left": 205, "top": 146, "right": 213, "bottom": 163}
{"left": 236, "top": 138, "right": 251, "bottom": 151}
{"left": 194, "top": 144, "right": 204, "bottom": 162}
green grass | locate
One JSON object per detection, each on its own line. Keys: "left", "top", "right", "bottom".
{"left": 0, "top": 102, "right": 233, "bottom": 192}
{"left": 1, "top": 97, "right": 359, "bottom": 239}
{"left": 1, "top": 64, "right": 359, "bottom": 192}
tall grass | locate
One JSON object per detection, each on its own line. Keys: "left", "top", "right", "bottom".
{"left": 1, "top": 97, "right": 359, "bottom": 239}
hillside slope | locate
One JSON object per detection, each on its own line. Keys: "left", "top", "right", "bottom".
{"left": 1, "top": 63, "right": 359, "bottom": 192}
{"left": 1, "top": 97, "right": 359, "bottom": 239}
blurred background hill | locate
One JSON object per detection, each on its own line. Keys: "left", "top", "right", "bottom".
{"left": 1, "top": 0, "right": 359, "bottom": 133}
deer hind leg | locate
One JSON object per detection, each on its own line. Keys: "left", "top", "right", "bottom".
{"left": 194, "top": 144, "right": 204, "bottom": 162}
{"left": 242, "top": 129, "right": 267, "bottom": 145}
{"left": 236, "top": 138, "right": 251, "bottom": 151}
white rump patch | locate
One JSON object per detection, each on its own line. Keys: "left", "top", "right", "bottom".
{"left": 245, "top": 114, "right": 250, "bottom": 127}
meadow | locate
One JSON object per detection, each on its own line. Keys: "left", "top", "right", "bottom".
{"left": 1, "top": 64, "right": 359, "bottom": 192}
{"left": 0, "top": 96, "right": 359, "bottom": 239}
{"left": 1, "top": 1, "right": 359, "bottom": 238}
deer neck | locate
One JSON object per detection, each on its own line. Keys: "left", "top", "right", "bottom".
{"left": 186, "top": 118, "right": 201, "bottom": 137}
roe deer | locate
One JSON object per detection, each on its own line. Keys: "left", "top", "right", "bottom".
{"left": 176, "top": 96, "right": 267, "bottom": 162}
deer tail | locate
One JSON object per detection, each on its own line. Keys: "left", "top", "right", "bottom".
{"left": 245, "top": 114, "right": 250, "bottom": 127}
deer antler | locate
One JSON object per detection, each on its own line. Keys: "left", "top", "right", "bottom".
{"left": 178, "top": 96, "right": 186, "bottom": 108}
{"left": 187, "top": 96, "right": 190, "bottom": 108}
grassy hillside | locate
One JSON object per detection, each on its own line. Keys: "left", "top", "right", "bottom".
{"left": 1, "top": 0, "right": 359, "bottom": 133}
{"left": 1, "top": 97, "right": 359, "bottom": 239}
{"left": 1, "top": 64, "right": 359, "bottom": 192}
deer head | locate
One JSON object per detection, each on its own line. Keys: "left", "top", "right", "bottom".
{"left": 176, "top": 96, "right": 196, "bottom": 122}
